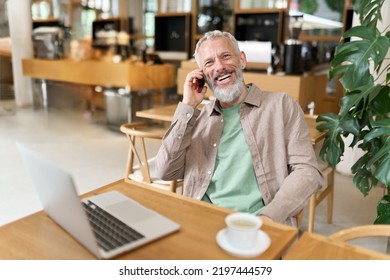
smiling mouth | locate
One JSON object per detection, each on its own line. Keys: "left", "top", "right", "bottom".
{"left": 217, "top": 73, "right": 231, "bottom": 82}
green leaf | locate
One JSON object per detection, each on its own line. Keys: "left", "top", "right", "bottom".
{"left": 330, "top": 26, "right": 389, "bottom": 91}
{"left": 351, "top": 153, "right": 370, "bottom": 174}
{"left": 339, "top": 115, "right": 361, "bottom": 136}
{"left": 364, "top": 119, "right": 390, "bottom": 142}
{"left": 360, "top": 0, "right": 384, "bottom": 27}
{"left": 317, "top": 113, "right": 341, "bottom": 132}
{"left": 316, "top": 114, "right": 346, "bottom": 167}
{"left": 364, "top": 138, "right": 390, "bottom": 187}
{"left": 369, "top": 84, "right": 390, "bottom": 114}
{"left": 339, "top": 93, "right": 364, "bottom": 118}
{"left": 339, "top": 85, "right": 385, "bottom": 119}
{"left": 329, "top": 64, "right": 349, "bottom": 81}
{"left": 351, "top": 153, "right": 373, "bottom": 196}
{"left": 352, "top": 167, "right": 372, "bottom": 196}
{"left": 354, "top": 0, "right": 385, "bottom": 27}
{"left": 325, "top": 140, "right": 344, "bottom": 168}
{"left": 374, "top": 195, "right": 390, "bottom": 224}
{"left": 342, "top": 25, "right": 376, "bottom": 41}
{"left": 374, "top": 155, "right": 390, "bottom": 187}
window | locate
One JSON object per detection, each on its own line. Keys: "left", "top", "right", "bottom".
{"left": 143, "top": 0, "right": 157, "bottom": 48}
{"left": 74, "top": 0, "right": 113, "bottom": 38}
{"left": 31, "top": 0, "right": 51, "bottom": 20}
{"left": 0, "top": 0, "right": 9, "bottom": 37}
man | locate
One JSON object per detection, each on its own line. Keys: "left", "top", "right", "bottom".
{"left": 155, "top": 30, "right": 323, "bottom": 226}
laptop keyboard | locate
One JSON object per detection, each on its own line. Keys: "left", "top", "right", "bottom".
{"left": 82, "top": 200, "right": 145, "bottom": 252}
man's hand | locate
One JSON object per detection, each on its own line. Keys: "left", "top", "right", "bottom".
{"left": 182, "top": 69, "right": 207, "bottom": 108}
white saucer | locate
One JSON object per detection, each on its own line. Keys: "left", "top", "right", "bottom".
{"left": 216, "top": 228, "right": 271, "bottom": 258}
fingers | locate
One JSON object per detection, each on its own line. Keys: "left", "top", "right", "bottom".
{"left": 184, "top": 70, "right": 204, "bottom": 93}
{"left": 183, "top": 70, "right": 206, "bottom": 108}
{"left": 186, "top": 70, "right": 204, "bottom": 83}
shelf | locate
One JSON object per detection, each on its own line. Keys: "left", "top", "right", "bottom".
{"left": 235, "top": 8, "right": 287, "bottom": 13}
{"left": 299, "top": 35, "right": 341, "bottom": 42}
{"left": 154, "top": 13, "right": 192, "bottom": 60}
{"left": 234, "top": 11, "right": 285, "bottom": 45}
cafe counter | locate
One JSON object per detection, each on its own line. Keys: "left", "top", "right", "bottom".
{"left": 22, "top": 59, "right": 176, "bottom": 91}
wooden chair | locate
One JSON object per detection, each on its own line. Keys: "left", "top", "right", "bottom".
{"left": 329, "top": 225, "right": 390, "bottom": 241}
{"left": 297, "top": 114, "right": 335, "bottom": 232}
{"left": 329, "top": 225, "right": 390, "bottom": 254}
{"left": 120, "top": 122, "right": 181, "bottom": 193}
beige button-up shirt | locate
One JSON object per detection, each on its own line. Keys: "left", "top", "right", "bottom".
{"left": 155, "top": 84, "right": 323, "bottom": 226}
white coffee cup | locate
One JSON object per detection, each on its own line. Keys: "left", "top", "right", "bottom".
{"left": 225, "top": 212, "right": 262, "bottom": 249}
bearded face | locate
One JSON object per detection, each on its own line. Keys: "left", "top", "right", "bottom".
{"left": 206, "top": 66, "right": 244, "bottom": 104}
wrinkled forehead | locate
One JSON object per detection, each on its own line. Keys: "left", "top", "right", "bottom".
{"left": 198, "top": 37, "right": 237, "bottom": 61}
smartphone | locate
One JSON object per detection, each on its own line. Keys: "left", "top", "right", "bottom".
{"left": 195, "top": 77, "right": 205, "bottom": 93}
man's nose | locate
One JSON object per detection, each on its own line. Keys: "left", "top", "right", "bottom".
{"left": 213, "top": 58, "right": 225, "bottom": 72}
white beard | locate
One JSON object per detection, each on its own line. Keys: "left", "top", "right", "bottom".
{"left": 209, "top": 68, "right": 244, "bottom": 104}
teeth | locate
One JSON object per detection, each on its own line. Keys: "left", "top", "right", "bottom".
{"left": 218, "top": 74, "right": 231, "bottom": 81}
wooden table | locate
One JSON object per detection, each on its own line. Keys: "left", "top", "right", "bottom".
{"left": 136, "top": 104, "right": 327, "bottom": 143}
{"left": 0, "top": 180, "right": 298, "bottom": 260}
{"left": 136, "top": 104, "right": 178, "bottom": 122}
{"left": 283, "top": 232, "right": 390, "bottom": 260}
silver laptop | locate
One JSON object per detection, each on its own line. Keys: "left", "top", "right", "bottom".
{"left": 17, "top": 143, "right": 180, "bottom": 259}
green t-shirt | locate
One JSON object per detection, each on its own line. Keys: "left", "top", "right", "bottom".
{"left": 202, "top": 92, "right": 264, "bottom": 215}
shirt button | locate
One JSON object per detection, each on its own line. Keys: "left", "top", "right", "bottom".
{"left": 178, "top": 136, "right": 182, "bottom": 140}
{"left": 213, "top": 143, "right": 217, "bottom": 147}
{"left": 196, "top": 196, "right": 201, "bottom": 200}
{"left": 207, "top": 170, "right": 212, "bottom": 175}
{"left": 221, "top": 119, "right": 224, "bottom": 123}
{"left": 186, "top": 113, "right": 191, "bottom": 118}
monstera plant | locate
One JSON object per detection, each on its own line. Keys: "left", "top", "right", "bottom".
{"left": 317, "top": 0, "right": 390, "bottom": 224}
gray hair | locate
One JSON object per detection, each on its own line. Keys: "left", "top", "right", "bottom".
{"left": 193, "top": 30, "right": 241, "bottom": 67}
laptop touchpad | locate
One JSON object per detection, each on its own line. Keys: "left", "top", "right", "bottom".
{"left": 106, "top": 201, "right": 155, "bottom": 224}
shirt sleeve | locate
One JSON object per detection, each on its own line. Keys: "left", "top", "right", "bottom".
{"left": 260, "top": 98, "right": 324, "bottom": 224}
{"left": 155, "top": 102, "right": 200, "bottom": 181}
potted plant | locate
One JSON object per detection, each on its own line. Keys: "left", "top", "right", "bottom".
{"left": 317, "top": 0, "right": 390, "bottom": 224}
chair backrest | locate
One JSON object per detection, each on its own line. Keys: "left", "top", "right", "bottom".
{"left": 121, "top": 122, "right": 182, "bottom": 193}
{"left": 120, "top": 122, "right": 175, "bottom": 189}
{"left": 329, "top": 225, "right": 390, "bottom": 242}
{"left": 304, "top": 114, "right": 328, "bottom": 169}
{"left": 304, "top": 114, "right": 324, "bottom": 144}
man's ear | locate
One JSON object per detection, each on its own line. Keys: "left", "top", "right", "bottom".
{"left": 240, "top": 51, "right": 247, "bottom": 69}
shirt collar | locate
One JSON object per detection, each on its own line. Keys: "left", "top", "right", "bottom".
{"left": 242, "top": 83, "right": 261, "bottom": 107}
{"left": 207, "top": 83, "right": 262, "bottom": 116}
